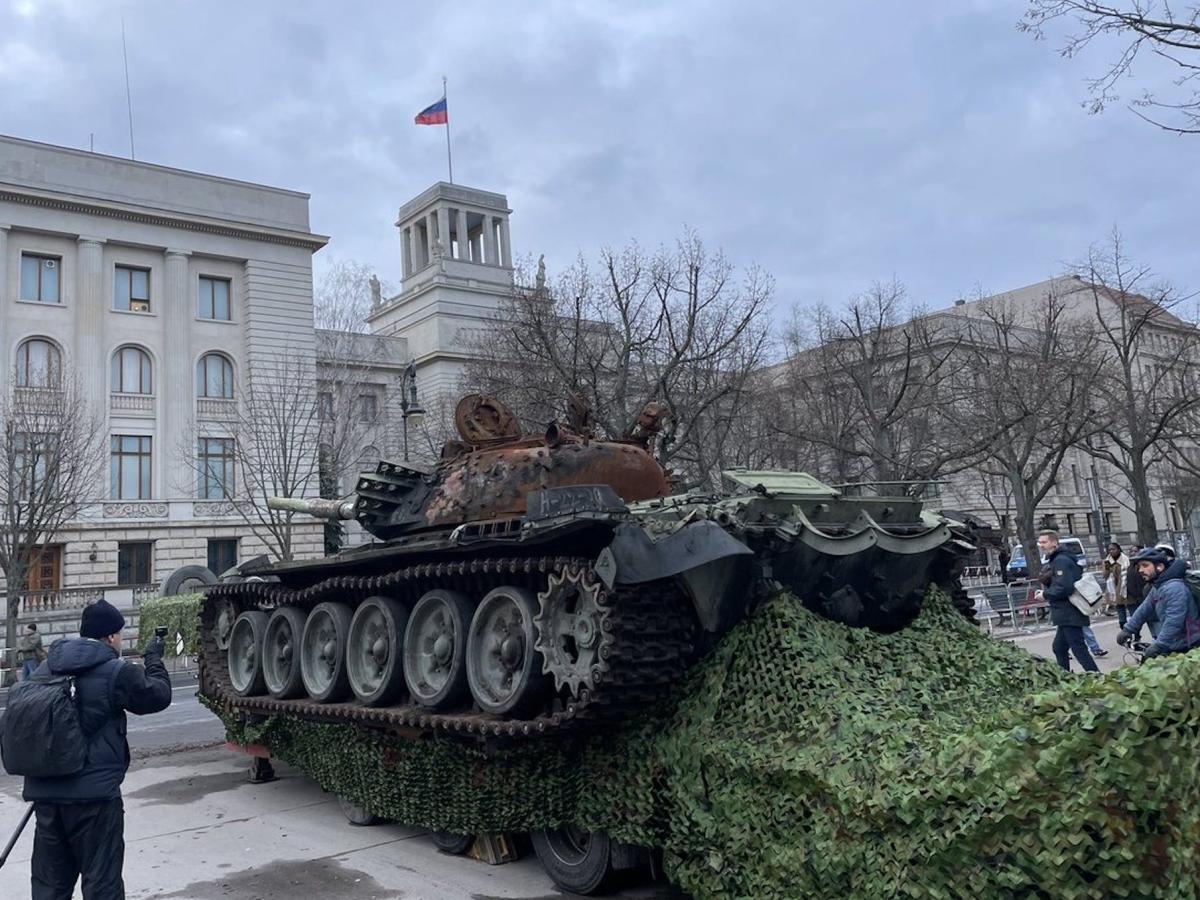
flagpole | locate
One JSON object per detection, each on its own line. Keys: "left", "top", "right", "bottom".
{"left": 443, "top": 76, "right": 454, "bottom": 184}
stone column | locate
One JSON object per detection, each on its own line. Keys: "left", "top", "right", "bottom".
{"left": 482, "top": 215, "right": 497, "bottom": 266}
{"left": 0, "top": 225, "right": 9, "bottom": 382}
{"left": 75, "top": 237, "right": 107, "bottom": 416}
{"left": 401, "top": 227, "right": 412, "bottom": 277}
{"left": 437, "top": 207, "right": 451, "bottom": 262}
{"left": 499, "top": 218, "right": 512, "bottom": 268}
{"left": 162, "top": 250, "right": 191, "bottom": 500}
{"left": 407, "top": 225, "right": 420, "bottom": 273}
{"left": 456, "top": 209, "right": 469, "bottom": 261}
{"left": 426, "top": 212, "right": 438, "bottom": 261}
{"left": 0, "top": 224, "right": 9, "bottom": 303}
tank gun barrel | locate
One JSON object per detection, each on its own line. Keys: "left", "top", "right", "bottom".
{"left": 266, "top": 496, "right": 357, "bottom": 520}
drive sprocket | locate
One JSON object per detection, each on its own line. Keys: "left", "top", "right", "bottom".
{"left": 533, "top": 565, "right": 614, "bottom": 698}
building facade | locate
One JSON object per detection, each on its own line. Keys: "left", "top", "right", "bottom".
{"left": 0, "top": 134, "right": 327, "bottom": 591}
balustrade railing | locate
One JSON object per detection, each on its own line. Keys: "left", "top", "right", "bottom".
{"left": 13, "top": 582, "right": 158, "bottom": 613}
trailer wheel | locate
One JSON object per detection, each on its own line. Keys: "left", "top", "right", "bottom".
{"left": 531, "top": 826, "right": 615, "bottom": 895}
{"left": 431, "top": 831, "right": 474, "bottom": 855}
{"left": 338, "top": 795, "right": 380, "bottom": 826}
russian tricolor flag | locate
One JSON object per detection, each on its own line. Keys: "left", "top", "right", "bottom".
{"left": 415, "top": 97, "right": 448, "bottom": 125}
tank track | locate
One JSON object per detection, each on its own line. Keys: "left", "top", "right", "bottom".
{"left": 199, "top": 555, "right": 697, "bottom": 741}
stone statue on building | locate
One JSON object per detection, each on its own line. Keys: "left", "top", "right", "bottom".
{"left": 535, "top": 254, "right": 546, "bottom": 292}
{"left": 369, "top": 274, "right": 382, "bottom": 309}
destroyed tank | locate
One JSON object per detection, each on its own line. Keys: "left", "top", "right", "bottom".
{"left": 198, "top": 394, "right": 974, "bottom": 744}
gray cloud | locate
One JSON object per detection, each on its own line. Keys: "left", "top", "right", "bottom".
{"left": 1, "top": 0, "right": 1196, "bottom": 317}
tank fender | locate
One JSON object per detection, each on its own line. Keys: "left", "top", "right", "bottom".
{"left": 597, "top": 521, "right": 754, "bottom": 632}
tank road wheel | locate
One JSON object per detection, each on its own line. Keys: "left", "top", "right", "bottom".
{"left": 431, "top": 832, "right": 474, "bottom": 855}
{"left": 262, "top": 607, "right": 307, "bottom": 699}
{"left": 531, "top": 826, "right": 615, "bottom": 895}
{"left": 403, "top": 590, "right": 474, "bottom": 709}
{"left": 213, "top": 597, "right": 238, "bottom": 651}
{"left": 301, "top": 602, "right": 354, "bottom": 702}
{"left": 338, "top": 794, "right": 380, "bottom": 826}
{"left": 228, "top": 611, "right": 268, "bottom": 697}
{"left": 347, "top": 596, "right": 410, "bottom": 706}
{"left": 534, "top": 566, "right": 613, "bottom": 698}
{"left": 466, "top": 586, "right": 549, "bottom": 716}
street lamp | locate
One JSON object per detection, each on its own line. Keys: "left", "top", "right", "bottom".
{"left": 399, "top": 361, "right": 425, "bottom": 462}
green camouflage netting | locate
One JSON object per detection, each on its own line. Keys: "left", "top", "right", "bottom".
{"left": 170, "top": 589, "right": 1200, "bottom": 899}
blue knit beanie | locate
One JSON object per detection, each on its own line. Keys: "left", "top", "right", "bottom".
{"left": 80, "top": 599, "right": 126, "bottom": 639}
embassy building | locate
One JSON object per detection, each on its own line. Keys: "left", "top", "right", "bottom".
{"left": 0, "top": 134, "right": 329, "bottom": 595}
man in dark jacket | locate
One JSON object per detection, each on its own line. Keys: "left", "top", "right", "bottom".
{"left": 1117, "top": 549, "right": 1200, "bottom": 659}
{"left": 23, "top": 598, "right": 171, "bottom": 899}
{"left": 1034, "top": 530, "right": 1099, "bottom": 673}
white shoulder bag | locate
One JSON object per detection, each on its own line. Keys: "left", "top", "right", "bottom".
{"left": 1069, "top": 573, "right": 1104, "bottom": 617}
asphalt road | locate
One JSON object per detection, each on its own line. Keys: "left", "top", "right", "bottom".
{"left": 0, "top": 670, "right": 226, "bottom": 758}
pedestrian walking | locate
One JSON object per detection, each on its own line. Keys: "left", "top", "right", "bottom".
{"left": 1035, "top": 529, "right": 1099, "bottom": 673}
{"left": 999, "top": 547, "right": 1011, "bottom": 584}
{"left": 16, "top": 624, "right": 46, "bottom": 680}
{"left": 20, "top": 599, "right": 171, "bottom": 899}
{"left": 1117, "top": 548, "right": 1200, "bottom": 659}
{"left": 1102, "top": 542, "right": 1128, "bottom": 611}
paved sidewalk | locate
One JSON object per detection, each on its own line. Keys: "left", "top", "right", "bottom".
{"left": 1004, "top": 615, "right": 1141, "bottom": 673}
{"left": 0, "top": 747, "right": 677, "bottom": 899}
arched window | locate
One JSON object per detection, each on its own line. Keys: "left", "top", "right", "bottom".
{"left": 111, "top": 346, "right": 153, "bottom": 394}
{"left": 15, "top": 338, "right": 62, "bottom": 388}
{"left": 196, "top": 353, "right": 234, "bottom": 399}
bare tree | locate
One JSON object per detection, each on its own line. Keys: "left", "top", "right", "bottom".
{"left": 178, "top": 349, "right": 325, "bottom": 562}
{"left": 958, "top": 286, "right": 1105, "bottom": 577}
{"left": 314, "top": 259, "right": 392, "bottom": 333}
{"left": 464, "top": 231, "right": 773, "bottom": 491}
{"left": 179, "top": 337, "right": 397, "bottom": 561}
{"left": 1021, "top": 1, "right": 1200, "bottom": 134}
{"left": 1070, "top": 231, "right": 1199, "bottom": 544}
{"left": 775, "top": 280, "right": 981, "bottom": 490}
{"left": 0, "top": 371, "right": 106, "bottom": 673}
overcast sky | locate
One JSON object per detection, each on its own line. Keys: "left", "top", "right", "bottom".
{"left": 2, "top": 0, "right": 1197, "bottom": 320}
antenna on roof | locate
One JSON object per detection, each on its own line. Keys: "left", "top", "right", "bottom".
{"left": 121, "top": 18, "right": 136, "bottom": 160}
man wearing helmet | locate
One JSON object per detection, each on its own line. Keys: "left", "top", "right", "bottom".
{"left": 1116, "top": 548, "right": 1200, "bottom": 659}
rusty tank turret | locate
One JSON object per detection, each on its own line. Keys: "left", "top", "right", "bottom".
{"left": 198, "top": 393, "right": 973, "bottom": 745}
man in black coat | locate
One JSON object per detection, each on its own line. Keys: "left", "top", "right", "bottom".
{"left": 1034, "top": 529, "right": 1099, "bottom": 673}
{"left": 23, "top": 599, "right": 172, "bottom": 899}
{"left": 1123, "top": 544, "right": 1147, "bottom": 640}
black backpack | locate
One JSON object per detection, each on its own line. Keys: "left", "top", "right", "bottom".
{"left": 1182, "top": 572, "right": 1200, "bottom": 649}
{"left": 0, "top": 670, "right": 88, "bottom": 777}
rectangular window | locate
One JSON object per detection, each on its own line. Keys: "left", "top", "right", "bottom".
{"left": 357, "top": 393, "right": 378, "bottom": 423}
{"left": 207, "top": 538, "right": 238, "bottom": 575}
{"left": 110, "top": 435, "right": 152, "bottom": 499}
{"left": 117, "top": 541, "right": 153, "bottom": 586}
{"left": 1104, "top": 512, "right": 1115, "bottom": 533}
{"left": 19, "top": 253, "right": 60, "bottom": 303}
{"left": 198, "top": 437, "right": 235, "bottom": 500}
{"left": 1065, "top": 513, "right": 1075, "bottom": 535}
{"left": 318, "top": 391, "right": 333, "bottom": 421}
{"left": 198, "top": 276, "right": 231, "bottom": 321}
{"left": 114, "top": 265, "right": 151, "bottom": 312}
{"left": 13, "top": 432, "right": 55, "bottom": 500}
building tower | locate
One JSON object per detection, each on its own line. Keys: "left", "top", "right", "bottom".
{"left": 367, "top": 182, "right": 514, "bottom": 404}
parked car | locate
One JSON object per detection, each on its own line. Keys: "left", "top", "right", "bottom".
{"left": 1007, "top": 538, "right": 1087, "bottom": 579}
